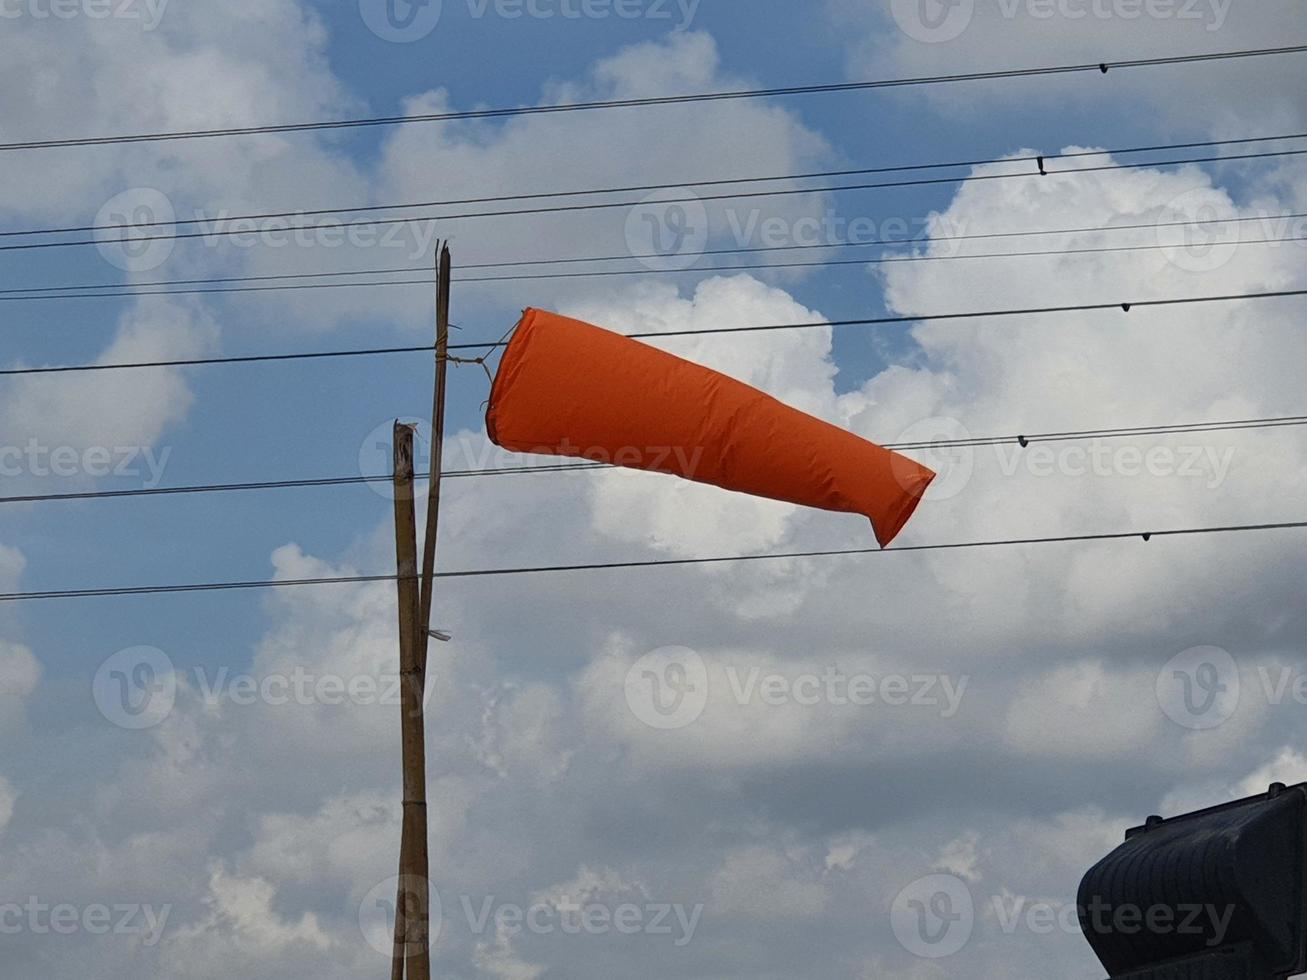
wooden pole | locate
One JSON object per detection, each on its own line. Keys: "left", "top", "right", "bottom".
{"left": 389, "top": 244, "right": 450, "bottom": 978}
{"left": 391, "top": 421, "right": 431, "bottom": 980}
{"left": 389, "top": 831, "right": 409, "bottom": 980}
{"left": 418, "top": 242, "right": 452, "bottom": 656}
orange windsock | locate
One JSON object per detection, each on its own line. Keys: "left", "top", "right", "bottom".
{"left": 485, "top": 309, "right": 935, "bottom": 547}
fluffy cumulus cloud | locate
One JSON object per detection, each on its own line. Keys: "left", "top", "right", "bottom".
{"left": 0, "top": 3, "right": 333, "bottom": 500}
{"left": 0, "top": 637, "right": 40, "bottom": 720}
{"left": 0, "top": 549, "right": 37, "bottom": 843}
{"left": 0, "top": 298, "right": 214, "bottom": 497}
{"left": 5, "top": 3, "right": 1307, "bottom": 979}
{"left": 0, "top": 1, "right": 357, "bottom": 221}
{"left": 11, "top": 157, "right": 1307, "bottom": 972}
{"left": 232, "top": 28, "right": 834, "bottom": 332}
{"left": 833, "top": 0, "right": 1307, "bottom": 135}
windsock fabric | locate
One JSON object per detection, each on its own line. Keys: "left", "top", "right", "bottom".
{"left": 485, "top": 309, "right": 936, "bottom": 547}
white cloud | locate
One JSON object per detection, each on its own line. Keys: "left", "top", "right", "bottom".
{"left": 1004, "top": 660, "right": 1162, "bottom": 759}
{"left": 0, "top": 776, "right": 15, "bottom": 836}
{"left": 473, "top": 925, "right": 547, "bottom": 980}
{"left": 832, "top": 0, "right": 1307, "bottom": 136}
{"left": 937, "top": 832, "right": 983, "bottom": 882}
{"left": 159, "top": 867, "right": 332, "bottom": 979}
{"left": 708, "top": 846, "right": 829, "bottom": 920}
{"left": 5, "top": 6, "right": 1307, "bottom": 979}
{"left": 1, "top": 300, "right": 213, "bottom": 485}
{"left": 0, "top": 640, "right": 40, "bottom": 700}
{"left": 9, "top": 142, "right": 1306, "bottom": 975}
{"left": 220, "top": 30, "right": 836, "bottom": 333}
{"left": 1237, "top": 747, "right": 1307, "bottom": 794}
{"left": 0, "top": 2, "right": 357, "bottom": 222}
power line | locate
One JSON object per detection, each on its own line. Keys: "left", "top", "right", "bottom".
{"left": 6, "top": 131, "right": 1303, "bottom": 240}
{"left": 607, "top": 287, "right": 1307, "bottom": 343}
{"left": 0, "top": 265, "right": 430, "bottom": 297}
{"left": 3, "top": 413, "right": 1304, "bottom": 506}
{"left": 5, "top": 232, "right": 1307, "bottom": 305}
{"left": 4, "top": 285, "right": 1306, "bottom": 376}
{"left": 0, "top": 573, "right": 400, "bottom": 602}
{"left": 515, "top": 286, "right": 1307, "bottom": 348}
{"left": 463, "top": 234, "right": 1307, "bottom": 283}
{"left": 0, "top": 276, "right": 436, "bottom": 302}
{"left": 5, "top": 146, "right": 1306, "bottom": 255}
{"left": 464, "top": 208, "right": 1307, "bottom": 270}
{"left": 3, "top": 519, "right": 1304, "bottom": 602}
{"left": 0, "top": 345, "right": 435, "bottom": 376}
{"left": 3, "top": 45, "right": 1304, "bottom": 153}
{"left": 433, "top": 520, "right": 1307, "bottom": 579}
{"left": 0, "top": 462, "right": 601, "bottom": 504}
{"left": 7, "top": 208, "right": 1305, "bottom": 302}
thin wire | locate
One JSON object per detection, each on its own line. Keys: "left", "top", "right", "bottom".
{"left": 6, "top": 131, "right": 1303, "bottom": 239}
{"left": 3, "top": 520, "right": 1305, "bottom": 601}
{"left": 432, "top": 521, "right": 1307, "bottom": 579}
{"left": 8, "top": 208, "right": 1305, "bottom": 301}
{"left": 452, "top": 286, "right": 1307, "bottom": 351}
{"left": 6, "top": 232, "right": 1307, "bottom": 304}
{"left": 5, "top": 146, "right": 1305, "bottom": 254}
{"left": 3, "top": 45, "right": 1304, "bottom": 152}
{"left": 0, "top": 345, "right": 435, "bottom": 376}
{"left": 463, "top": 234, "right": 1307, "bottom": 283}
{"left": 0, "top": 277, "right": 434, "bottom": 302}
{"left": 0, "top": 462, "right": 606, "bottom": 505}
{"left": 4, "top": 285, "right": 1305, "bottom": 376}
{"left": 0, "top": 264, "right": 425, "bottom": 296}
{"left": 3, "top": 413, "right": 1304, "bottom": 506}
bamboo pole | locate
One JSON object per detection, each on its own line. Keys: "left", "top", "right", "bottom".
{"left": 389, "top": 244, "right": 451, "bottom": 977}
{"left": 391, "top": 421, "right": 431, "bottom": 980}
{"left": 418, "top": 242, "right": 451, "bottom": 658}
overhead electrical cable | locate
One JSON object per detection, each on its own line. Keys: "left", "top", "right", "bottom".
{"left": 4, "top": 286, "right": 1305, "bottom": 376}
{"left": 5, "top": 208, "right": 1304, "bottom": 302}
{"left": 3, "top": 520, "right": 1306, "bottom": 602}
{"left": 4, "top": 146, "right": 1306, "bottom": 255}
{"left": 4, "top": 131, "right": 1304, "bottom": 240}
{"left": 3, "top": 232, "right": 1306, "bottom": 304}
{"left": 2, "top": 412, "right": 1305, "bottom": 506}
{"left": 2, "top": 44, "right": 1304, "bottom": 152}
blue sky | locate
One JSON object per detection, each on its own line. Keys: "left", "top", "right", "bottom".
{"left": 3, "top": 2, "right": 1307, "bottom": 977}
{"left": 1, "top": 0, "right": 984, "bottom": 677}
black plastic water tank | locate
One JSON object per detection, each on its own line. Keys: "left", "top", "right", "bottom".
{"left": 1078, "top": 783, "right": 1307, "bottom": 979}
